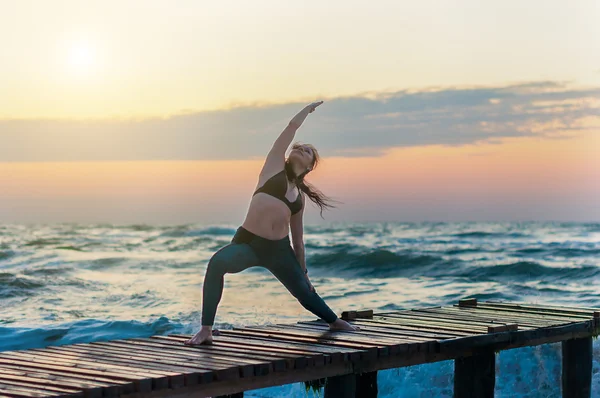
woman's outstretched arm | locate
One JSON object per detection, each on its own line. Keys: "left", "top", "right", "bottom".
{"left": 260, "top": 101, "right": 323, "bottom": 175}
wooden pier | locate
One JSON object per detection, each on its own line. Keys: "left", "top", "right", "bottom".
{"left": 0, "top": 300, "right": 598, "bottom": 398}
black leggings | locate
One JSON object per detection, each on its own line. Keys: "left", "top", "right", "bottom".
{"left": 201, "top": 226, "right": 338, "bottom": 325}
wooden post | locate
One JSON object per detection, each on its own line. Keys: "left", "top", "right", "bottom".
{"left": 562, "top": 337, "right": 592, "bottom": 398}
{"left": 324, "top": 374, "right": 356, "bottom": 398}
{"left": 454, "top": 351, "right": 495, "bottom": 398}
{"left": 356, "top": 371, "right": 378, "bottom": 398}
{"left": 458, "top": 298, "right": 477, "bottom": 307}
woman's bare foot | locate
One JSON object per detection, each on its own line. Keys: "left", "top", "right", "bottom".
{"left": 183, "top": 326, "right": 215, "bottom": 345}
{"left": 328, "top": 318, "right": 361, "bottom": 331}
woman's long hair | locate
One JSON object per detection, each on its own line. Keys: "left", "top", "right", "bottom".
{"left": 284, "top": 142, "right": 339, "bottom": 218}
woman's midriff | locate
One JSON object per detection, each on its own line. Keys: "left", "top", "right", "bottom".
{"left": 241, "top": 194, "right": 292, "bottom": 240}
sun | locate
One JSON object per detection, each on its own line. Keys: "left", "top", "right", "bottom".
{"left": 66, "top": 41, "right": 96, "bottom": 76}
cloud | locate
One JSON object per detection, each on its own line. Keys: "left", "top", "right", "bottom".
{"left": 1, "top": 81, "right": 599, "bottom": 162}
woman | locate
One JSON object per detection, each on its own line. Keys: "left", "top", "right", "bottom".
{"left": 184, "top": 101, "right": 359, "bottom": 346}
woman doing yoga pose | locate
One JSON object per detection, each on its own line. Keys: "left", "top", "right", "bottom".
{"left": 184, "top": 101, "right": 359, "bottom": 346}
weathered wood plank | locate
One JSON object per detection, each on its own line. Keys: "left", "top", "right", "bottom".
{"left": 2, "top": 350, "right": 174, "bottom": 390}
{"left": 443, "top": 305, "right": 582, "bottom": 326}
{"left": 416, "top": 307, "right": 554, "bottom": 328}
{"left": 0, "top": 367, "right": 106, "bottom": 398}
{"left": 405, "top": 309, "right": 535, "bottom": 328}
{"left": 167, "top": 334, "right": 359, "bottom": 362}
{"left": 458, "top": 298, "right": 477, "bottom": 307}
{"left": 299, "top": 320, "right": 449, "bottom": 344}
{"left": 0, "top": 363, "right": 126, "bottom": 396}
{"left": 371, "top": 315, "right": 485, "bottom": 334}
{"left": 483, "top": 301, "right": 600, "bottom": 315}
{"left": 41, "top": 345, "right": 219, "bottom": 386}
{"left": 0, "top": 382, "right": 59, "bottom": 398}
{"left": 50, "top": 342, "right": 270, "bottom": 378}
{"left": 217, "top": 329, "right": 379, "bottom": 360}
{"left": 350, "top": 318, "right": 473, "bottom": 337}
{"left": 142, "top": 336, "right": 322, "bottom": 368}
{"left": 462, "top": 304, "right": 594, "bottom": 321}
{"left": 275, "top": 323, "right": 432, "bottom": 355}
{"left": 270, "top": 324, "right": 415, "bottom": 354}
{"left": 439, "top": 320, "right": 596, "bottom": 354}
{"left": 0, "top": 379, "right": 83, "bottom": 397}
{"left": 0, "top": 358, "right": 146, "bottom": 394}
{"left": 375, "top": 313, "right": 500, "bottom": 332}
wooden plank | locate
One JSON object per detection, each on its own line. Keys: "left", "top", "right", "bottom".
{"left": 3, "top": 350, "right": 175, "bottom": 391}
{"left": 61, "top": 343, "right": 215, "bottom": 383}
{"left": 167, "top": 334, "right": 359, "bottom": 363}
{"left": 50, "top": 342, "right": 275, "bottom": 377}
{"left": 371, "top": 315, "right": 487, "bottom": 334}
{"left": 394, "top": 309, "right": 537, "bottom": 330}
{"left": 237, "top": 326, "right": 388, "bottom": 357}
{"left": 0, "top": 364, "right": 126, "bottom": 396}
{"left": 439, "top": 320, "right": 596, "bottom": 354}
{"left": 414, "top": 307, "right": 552, "bottom": 328}
{"left": 124, "top": 337, "right": 318, "bottom": 371}
{"left": 373, "top": 313, "right": 492, "bottom": 332}
{"left": 458, "top": 298, "right": 477, "bottom": 307}
{"left": 116, "top": 338, "right": 290, "bottom": 372}
{"left": 340, "top": 310, "right": 373, "bottom": 321}
{"left": 243, "top": 325, "right": 395, "bottom": 347}
{"left": 149, "top": 334, "right": 352, "bottom": 365}
{"left": 217, "top": 329, "right": 379, "bottom": 360}
{"left": 90, "top": 340, "right": 248, "bottom": 379}
{"left": 41, "top": 345, "right": 219, "bottom": 386}
{"left": 488, "top": 324, "right": 518, "bottom": 333}
{"left": 274, "top": 324, "right": 426, "bottom": 355}
{"left": 145, "top": 336, "right": 322, "bottom": 368}
{"left": 304, "top": 319, "right": 461, "bottom": 340}
{"left": 0, "top": 379, "right": 83, "bottom": 397}
{"left": 300, "top": 320, "right": 453, "bottom": 343}
{"left": 0, "top": 368, "right": 105, "bottom": 398}
{"left": 0, "top": 382, "right": 63, "bottom": 398}
{"left": 465, "top": 304, "right": 594, "bottom": 321}
{"left": 477, "top": 302, "right": 597, "bottom": 318}
{"left": 437, "top": 306, "right": 575, "bottom": 325}
{"left": 454, "top": 351, "right": 495, "bottom": 398}
{"left": 0, "top": 356, "right": 152, "bottom": 394}
{"left": 403, "top": 309, "right": 533, "bottom": 328}
{"left": 483, "top": 300, "right": 600, "bottom": 315}
{"left": 270, "top": 324, "right": 414, "bottom": 354}
{"left": 562, "top": 337, "right": 592, "bottom": 398}
{"left": 350, "top": 319, "right": 474, "bottom": 337}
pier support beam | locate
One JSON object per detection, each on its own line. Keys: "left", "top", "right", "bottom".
{"left": 324, "top": 374, "right": 356, "bottom": 398}
{"left": 356, "top": 371, "right": 378, "bottom": 398}
{"left": 562, "top": 337, "right": 592, "bottom": 398}
{"left": 454, "top": 351, "right": 495, "bottom": 398}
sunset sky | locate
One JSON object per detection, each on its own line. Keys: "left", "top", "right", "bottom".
{"left": 1, "top": 0, "right": 599, "bottom": 224}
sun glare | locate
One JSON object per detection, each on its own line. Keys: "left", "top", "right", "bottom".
{"left": 66, "top": 41, "right": 96, "bottom": 76}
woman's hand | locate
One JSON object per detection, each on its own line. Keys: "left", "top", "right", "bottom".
{"left": 306, "top": 101, "right": 323, "bottom": 113}
{"left": 289, "top": 101, "right": 324, "bottom": 129}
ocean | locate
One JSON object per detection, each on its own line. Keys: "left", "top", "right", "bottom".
{"left": 1, "top": 221, "right": 599, "bottom": 397}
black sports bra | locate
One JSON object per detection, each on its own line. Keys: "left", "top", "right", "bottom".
{"left": 253, "top": 170, "right": 303, "bottom": 215}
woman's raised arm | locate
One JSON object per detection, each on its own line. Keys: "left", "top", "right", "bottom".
{"left": 265, "top": 101, "right": 323, "bottom": 166}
